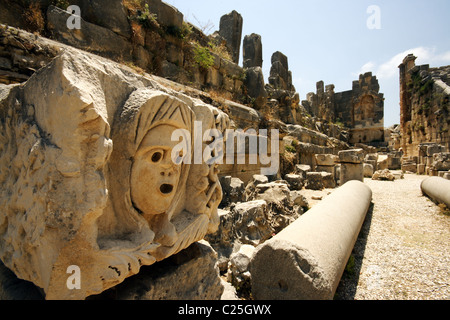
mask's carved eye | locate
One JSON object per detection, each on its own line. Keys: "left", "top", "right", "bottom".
{"left": 150, "top": 150, "right": 163, "bottom": 163}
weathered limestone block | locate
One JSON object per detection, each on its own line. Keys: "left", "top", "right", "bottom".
{"left": 147, "top": 0, "right": 184, "bottom": 29}
{"left": 402, "top": 161, "right": 417, "bottom": 173}
{"left": 363, "top": 163, "right": 374, "bottom": 177}
{"left": 47, "top": 6, "right": 133, "bottom": 62}
{"left": 72, "top": 0, "right": 132, "bottom": 38}
{"left": 218, "top": 10, "right": 243, "bottom": 64}
{"left": 250, "top": 181, "right": 372, "bottom": 300}
{"left": 377, "top": 154, "right": 389, "bottom": 170}
{"left": 295, "top": 164, "right": 312, "bottom": 180}
{"left": 427, "top": 144, "right": 445, "bottom": 157}
{"left": 0, "top": 49, "right": 229, "bottom": 300}
{"left": 252, "top": 182, "right": 299, "bottom": 232}
{"left": 316, "top": 165, "right": 335, "bottom": 174}
{"left": 388, "top": 155, "right": 401, "bottom": 170}
{"left": 243, "top": 33, "right": 263, "bottom": 68}
{"left": 205, "top": 200, "right": 271, "bottom": 272}
{"left": 417, "top": 164, "right": 426, "bottom": 175}
{"left": 305, "top": 172, "right": 324, "bottom": 190}
{"left": 315, "top": 154, "right": 337, "bottom": 166}
{"left": 220, "top": 176, "right": 245, "bottom": 205}
{"left": 243, "top": 174, "right": 269, "bottom": 201}
{"left": 340, "top": 163, "right": 364, "bottom": 185}
{"left": 284, "top": 174, "right": 303, "bottom": 191}
{"left": 432, "top": 153, "right": 450, "bottom": 171}
{"left": 244, "top": 67, "right": 267, "bottom": 109}
{"left": 91, "top": 241, "right": 223, "bottom": 300}
{"left": 227, "top": 245, "right": 255, "bottom": 295}
{"left": 321, "top": 172, "right": 336, "bottom": 189}
{"left": 290, "top": 191, "right": 309, "bottom": 209}
{"left": 338, "top": 149, "right": 364, "bottom": 164}
{"left": 421, "top": 177, "right": 450, "bottom": 208}
{"left": 305, "top": 172, "right": 323, "bottom": 190}
{"left": 372, "top": 169, "right": 395, "bottom": 181}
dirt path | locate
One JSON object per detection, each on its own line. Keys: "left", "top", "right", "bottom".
{"left": 334, "top": 174, "right": 450, "bottom": 300}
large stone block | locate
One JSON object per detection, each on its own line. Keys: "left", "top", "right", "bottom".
{"left": 294, "top": 164, "right": 311, "bottom": 180}
{"left": 147, "top": 0, "right": 184, "bottom": 29}
{"left": 315, "top": 154, "right": 337, "bottom": 166}
{"left": 0, "top": 49, "right": 229, "bottom": 300}
{"left": 284, "top": 174, "right": 304, "bottom": 191}
{"left": 244, "top": 67, "right": 267, "bottom": 109}
{"left": 73, "top": 0, "right": 132, "bottom": 38}
{"left": 305, "top": 172, "right": 324, "bottom": 190}
{"left": 91, "top": 241, "right": 223, "bottom": 300}
{"left": 363, "top": 163, "right": 374, "bottom": 178}
{"left": 402, "top": 162, "right": 417, "bottom": 173}
{"left": 218, "top": 10, "right": 243, "bottom": 64}
{"left": 47, "top": 6, "right": 133, "bottom": 62}
{"left": 339, "top": 163, "right": 363, "bottom": 185}
{"left": 338, "top": 149, "right": 364, "bottom": 164}
{"left": 432, "top": 152, "right": 450, "bottom": 171}
{"left": 427, "top": 144, "right": 445, "bottom": 157}
{"left": 243, "top": 33, "right": 263, "bottom": 68}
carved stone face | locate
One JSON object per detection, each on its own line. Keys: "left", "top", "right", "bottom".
{"left": 131, "top": 124, "right": 182, "bottom": 218}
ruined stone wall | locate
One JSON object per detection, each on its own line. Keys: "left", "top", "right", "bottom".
{"left": 303, "top": 72, "right": 385, "bottom": 148}
{"left": 398, "top": 54, "right": 450, "bottom": 156}
{"left": 0, "top": 1, "right": 246, "bottom": 102}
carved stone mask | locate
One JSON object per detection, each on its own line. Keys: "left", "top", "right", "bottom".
{"left": 131, "top": 124, "right": 182, "bottom": 218}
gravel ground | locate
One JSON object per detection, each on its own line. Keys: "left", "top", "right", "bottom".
{"left": 334, "top": 174, "right": 450, "bottom": 300}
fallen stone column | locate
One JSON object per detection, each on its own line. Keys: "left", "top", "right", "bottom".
{"left": 250, "top": 180, "right": 372, "bottom": 300}
{"left": 421, "top": 177, "right": 450, "bottom": 208}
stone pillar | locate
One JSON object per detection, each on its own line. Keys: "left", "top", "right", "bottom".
{"left": 250, "top": 180, "right": 372, "bottom": 300}
{"left": 421, "top": 177, "right": 450, "bottom": 207}
{"left": 243, "top": 33, "right": 262, "bottom": 68}
{"left": 244, "top": 67, "right": 267, "bottom": 109}
{"left": 218, "top": 10, "right": 243, "bottom": 64}
{"left": 268, "top": 51, "right": 294, "bottom": 92}
{"left": 338, "top": 149, "right": 364, "bottom": 185}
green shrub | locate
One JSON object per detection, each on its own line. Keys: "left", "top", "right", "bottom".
{"left": 285, "top": 145, "right": 296, "bottom": 154}
{"left": 192, "top": 44, "right": 214, "bottom": 70}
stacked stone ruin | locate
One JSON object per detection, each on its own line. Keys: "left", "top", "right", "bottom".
{"left": 0, "top": 0, "right": 448, "bottom": 301}
{"left": 337, "top": 149, "right": 365, "bottom": 186}
{"left": 415, "top": 143, "right": 450, "bottom": 177}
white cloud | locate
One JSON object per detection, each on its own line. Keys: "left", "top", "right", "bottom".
{"left": 355, "top": 47, "right": 450, "bottom": 80}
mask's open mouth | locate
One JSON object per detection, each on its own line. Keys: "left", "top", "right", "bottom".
{"left": 160, "top": 184, "right": 174, "bottom": 195}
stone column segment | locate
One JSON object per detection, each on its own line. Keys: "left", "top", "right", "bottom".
{"left": 421, "top": 177, "right": 450, "bottom": 208}
{"left": 250, "top": 180, "right": 372, "bottom": 300}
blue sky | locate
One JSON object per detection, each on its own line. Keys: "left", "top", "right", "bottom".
{"left": 165, "top": 0, "right": 450, "bottom": 127}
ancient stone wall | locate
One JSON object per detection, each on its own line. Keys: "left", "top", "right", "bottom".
{"left": 0, "top": 1, "right": 246, "bottom": 102}
{"left": 302, "top": 72, "right": 385, "bottom": 148}
{"left": 398, "top": 54, "right": 450, "bottom": 156}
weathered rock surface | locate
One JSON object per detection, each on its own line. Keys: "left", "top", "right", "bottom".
{"left": 338, "top": 149, "right": 364, "bottom": 164}
{"left": 205, "top": 200, "right": 271, "bottom": 272}
{"left": 72, "top": 0, "right": 132, "bottom": 38}
{"left": 90, "top": 241, "right": 223, "bottom": 300}
{"left": 372, "top": 169, "right": 396, "bottom": 181}
{"left": 217, "top": 10, "right": 243, "bottom": 64}
{"left": 243, "top": 33, "right": 263, "bottom": 68}
{"left": 47, "top": 5, "right": 133, "bottom": 62}
{"left": 0, "top": 49, "right": 228, "bottom": 300}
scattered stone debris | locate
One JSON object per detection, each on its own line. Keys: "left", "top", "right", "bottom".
{"left": 372, "top": 169, "right": 397, "bottom": 181}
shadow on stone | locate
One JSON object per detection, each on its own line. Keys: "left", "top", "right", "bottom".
{"left": 334, "top": 202, "right": 374, "bottom": 300}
